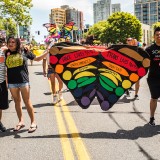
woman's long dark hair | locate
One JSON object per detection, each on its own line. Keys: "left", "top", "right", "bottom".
{"left": 7, "top": 36, "right": 21, "bottom": 53}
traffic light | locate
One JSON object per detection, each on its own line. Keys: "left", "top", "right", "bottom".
{"left": 38, "top": 31, "right": 40, "bottom": 35}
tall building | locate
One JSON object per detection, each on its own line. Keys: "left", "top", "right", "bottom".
{"left": 112, "top": 3, "right": 121, "bottom": 13}
{"left": 61, "top": 5, "right": 84, "bottom": 30}
{"left": 49, "top": 5, "right": 84, "bottom": 42}
{"left": 50, "top": 8, "right": 66, "bottom": 25}
{"left": 19, "top": 26, "right": 31, "bottom": 42}
{"left": 93, "top": 0, "right": 121, "bottom": 24}
{"left": 134, "top": 0, "right": 160, "bottom": 26}
{"left": 141, "top": 23, "right": 152, "bottom": 45}
{"left": 50, "top": 5, "right": 84, "bottom": 30}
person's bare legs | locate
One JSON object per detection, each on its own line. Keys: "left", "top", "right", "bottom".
{"left": 50, "top": 73, "right": 56, "bottom": 94}
{"left": 20, "top": 86, "right": 35, "bottom": 125}
{"left": 20, "top": 86, "right": 37, "bottom": 132}
{"left": 135, "top": 80, "right": 140, "bottom": 97}
{"left": 30, "top": 60, "right": 33, "bottom": 66}
{"left": 10, "top": 88, "right": 24, "bottom": 125}
{"left": 55, "top": 74, "right": 63, "bottom": 92}
{"left": 150, "top": 98, "right": 157, "bottom": 118}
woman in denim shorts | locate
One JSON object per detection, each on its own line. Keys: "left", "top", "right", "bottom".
{"left": 5, "top": 36, "right": 49, "bottom": 133}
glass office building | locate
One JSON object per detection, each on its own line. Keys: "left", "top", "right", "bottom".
{"left": 134, "top": 0, "right": 160, "bottom": 26}
{"left": 93, "top": 0, "right": 120, "bottom": 24}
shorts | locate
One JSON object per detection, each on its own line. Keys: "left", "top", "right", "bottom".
{"left": 47, "top": 68, "right": 56, "bottom": 78}
{"left": 0, "top": 81, "right": 9, "bottom": 110}
{"left": 147, "top": 78, "right": 160, "bottom": 99}
{"left": 8, "top": 82, "right": 30, "bottom": 89}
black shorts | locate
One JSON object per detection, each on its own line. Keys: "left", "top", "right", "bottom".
{"left": 147, "top": 78, "right": 160, "bottom": 99}
{"left": 0, "top": 81, "right": 9, "bottom": 110}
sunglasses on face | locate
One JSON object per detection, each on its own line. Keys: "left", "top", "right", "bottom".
{"left": 127, "top": 39, "right": 132, "bottom": 41}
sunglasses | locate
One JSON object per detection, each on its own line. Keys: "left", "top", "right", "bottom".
{"left": 127, "top": 39, "right": 132, "bottom": 41}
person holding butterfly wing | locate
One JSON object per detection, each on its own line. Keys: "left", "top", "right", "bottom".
{"left": 43, "top": 39, "right": 63, "bottom": 104}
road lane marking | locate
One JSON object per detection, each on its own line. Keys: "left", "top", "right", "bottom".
{"left": 49, "top": 82, "right": 74, "bottom": 160}
{"left": 61, "top": 100, "right": 91, "bottom": 160}
{"left": 48, "top": 80, "right": 90, "bottom": 159}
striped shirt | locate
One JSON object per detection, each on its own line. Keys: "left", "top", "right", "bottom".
{"left": 0, "top": 48, "right": 6, "bottom": 83}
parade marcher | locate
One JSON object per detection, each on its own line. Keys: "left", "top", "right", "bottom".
{"left": 145, "top": 27, "right": 160, "bottom": 126}
{"left": 43, "top": 40, "right": 63, "bottom": 104}
{"left": 132, "top": 39, "right": 140, "bottom": 98}
{"left": 5, "top": 36, "right": 50, "bottom": 133}
{"left": 126, "top": 38, "right": 140, "bottom": 98}
{"left": 125, "top": 38, "right": 134, "bottom": 96}
{"left": 0, "top": 38, "right": 9, "bottom": 132}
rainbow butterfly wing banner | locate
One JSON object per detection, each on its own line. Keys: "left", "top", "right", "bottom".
{"left": 64, "top": 21, "right": 75, "bottom": 31}
{"left": 49, "top": 42, "right": 150, "bottom": 111}
{"left": 61, "top": 21, "right": 75, "bottom": 39}
{"left": 43, "top": 23, "right": 60, "bottom": 38}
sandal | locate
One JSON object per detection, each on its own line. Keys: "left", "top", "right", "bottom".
{"left": 28, "top": 124, "right": 37, "bottom": 133}
{"left": 13, "top": 124, "right": 25, "bottom": 132}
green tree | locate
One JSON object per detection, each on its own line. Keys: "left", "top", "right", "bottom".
{"left": 0, "top": 0, "right": 33, "bottom": 26}
{"left": 88, "top": 21, "right": 108, "bottom": 40}
{"left": 0, "top": 19, "right": 5, "bottom": 30}
{"left": 152, "top": 22, "right": 160, "bottom": 31}
{"left": 101, "top": 12, "right": 142, "bottom": 44}
{"left": 0, "top": 17, "right": 17, "bottom": 38}
{"left": 3, "top": 18, "right": 17, "bottom": 37}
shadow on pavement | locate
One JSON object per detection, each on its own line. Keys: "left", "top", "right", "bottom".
{"left": 117, "top": 95, "right": 137, "bottom": 104}
{"left": 34, "top": 72, "right": 44, "bottom": 75}
{"left": 22, "top": 103, "right": 53, "bottom": 109}
{"left": 44, "top": 92, "right": 52, "bottom": 95}
{"left": 15, "top": 124, "right": 160, "bottom": 140}
{"left": 135, "top": 141, "right": 157, "bottom": 160}
{"left": 132, "top": 101, "right": 148, "bottom": 123}
{"left": 0, "top": 128, "right": 28, "bottom": 138}
{"left": 66, "top": 95, "right": 137, "bottom": 106}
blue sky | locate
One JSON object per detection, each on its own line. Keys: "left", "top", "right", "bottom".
{"left": 30, "top": 0, "right": 134, "bottom": 43}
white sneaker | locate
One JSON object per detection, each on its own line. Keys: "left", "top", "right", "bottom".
{"left": 58, "top": 91, "right": 63, "bottom": 100}
{"left": 53, "top": 94, "right": 58, "bottom": 104}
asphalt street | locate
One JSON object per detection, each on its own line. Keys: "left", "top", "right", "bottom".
{"left": 0, "top": 61, "right": 160, "bottom": 160}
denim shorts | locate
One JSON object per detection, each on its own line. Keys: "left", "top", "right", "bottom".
{"left": 8, "top": 82, "right": 30, "bottom": 89}
{"left": 47, "top": 68, "right": 56, "bottom": 78}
